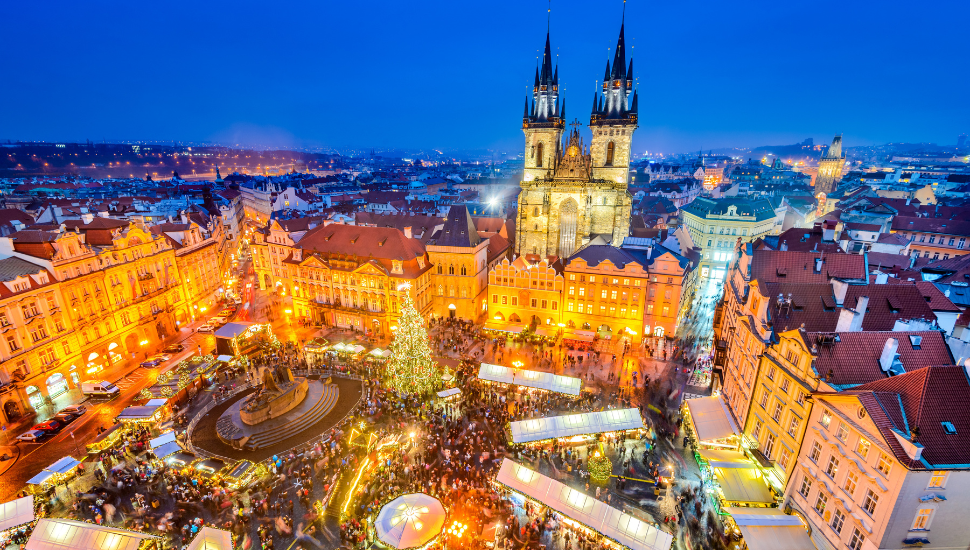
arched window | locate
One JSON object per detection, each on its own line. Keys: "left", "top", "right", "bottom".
{"left": 606, "top": 141, "right": 615, "bottom": 166}
{"left": 448, "top": 265, "right": 455, "bottom": 275}
{"left": 533, "top": 207, "right": 539, "bottom": 217}
{"left": 536, "top": 142, "right": 544, "bottom": 167}
{"left": 603, "top": 197, "right": 608, "bottom": 205}
{"left": 437, "top": 285, "right": 444, "bottom": 296}
{"left": 460, "top": 265, "right": 467, "bottom": 276}
{"left": 437, "top": 265, "right": 442, "bottom": 274}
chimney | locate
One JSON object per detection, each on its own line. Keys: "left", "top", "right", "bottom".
{"left": 10, "top": 220, "right": 24, "bottom": 232}
{"left": 835, "top": 308, "right": 855, "bottom": 332}
{"left": 832, "top": 279, "right": 848, "bottom": 306}
{"left": 98, "top": 211, "right": 109, "bottom": 218}
{"left": 81, "top": 213, "right": 94, "bottom": 224}
{"left": 404, "top": 226, "right": 412, "bottom": 239}
{"left": 815, "top": 257, "right": 823, "bottom": 272}
{"left": 849, "top": 296, "right": 868, "bottom": 331}
{"left": 879, "top": 338, "right": 900, "bottom": 372}
{"left": 874, "top": 272, "right": 889, "bottom": 284}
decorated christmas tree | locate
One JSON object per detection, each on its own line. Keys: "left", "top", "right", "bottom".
{"left": 385, "top": 283, "right": 440, "bottom": 396}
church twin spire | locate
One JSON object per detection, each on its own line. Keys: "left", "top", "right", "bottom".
{"left": 524, "top": 31, "right": 564, "bottom": 127}
{"left": 591, "top": 18, "right": 637, "bottom": 124}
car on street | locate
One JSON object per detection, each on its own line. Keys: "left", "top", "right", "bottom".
{"left": 197, "top": 324, "right": 214, "bottom": 333}
{"left": 16, "top": 430, "right": 46, "bottom": 443}
{"left": 210, "top": 317, "right": 227, "bottom": 326}
{"left": 151, "top": 353, "right": 172, "bottom": 362}
{"left": 234, "top": 297, "right": 243, "bottom": 305}
{"left": 59, "top": 404, "right": 87, "bottom": 415}
{"left": 53, "top": 411, "right": 81, "bottom": 425}
{"left": 32, "top": 420, "right": 65, "bottom": 434}
{"left": 140, "top": 359, "right": 162, "bottom": 368}
{"left": 163, "top": 344, "right": 185, "bottom": 354}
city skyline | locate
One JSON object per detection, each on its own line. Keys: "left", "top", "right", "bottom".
{"left": 1, "top": 0, "right": 968, "bottom": 154}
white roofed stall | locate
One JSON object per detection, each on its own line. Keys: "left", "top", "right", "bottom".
{"left": 0, "top": 496, "right": 34, "bottom": 532}
{"left": 26, "top": 519, "right": 159, "bottom": 550}
{"left": 478, "top": 363, "right": 582, "bottom": 396}
{"left": 149, "top": 432, "right": 181, "bottom": 460}
{"left": 509, "top": 408, "right": 645, "bottom": 444}
{"left": 186, "top": 527, "right": 233, "bottom": 550}
{"left": 495, "top": 459, "right": 672, "bottom": 550}
{"left": 723, "top": 508, "right": 815, "bottom": 550}
{"left": 682, "top": 396, "right": 740, "bottom": 448}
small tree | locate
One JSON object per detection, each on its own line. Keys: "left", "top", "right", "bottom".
{"left": 385, "top": 283, "right": 440, "bottom": 396}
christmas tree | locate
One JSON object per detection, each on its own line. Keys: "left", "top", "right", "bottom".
{"left": 385, "top": 283, "right": 440, "bottom": 396}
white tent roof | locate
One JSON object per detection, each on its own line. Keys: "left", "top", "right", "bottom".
{"left": 152, "top": 441, "right": 182, "bottom": 460}
{"left": 495, "top": 460, "right": 672, "bottom": 550}
{"left": 698, "top": 449, "right": 753, "bottom": 469}
{"left": 27, "top": 519, "right": 158, "bottom": 550}
{"left": 714, "top": 467, "right": 774, "bottom": 504}
{"left": 509, "top": 408, "right": 645, "bottom": 444}
{"left": 46, "top": 457, "right": 80, "bottom": 475}
{"left": 0, "top": 496, "right": 34, "bottom": 531}
{"left": 684, "top": 396, "right": 739, "bottom": 442}
{"left": 216, "top": 355, "right": 233, "bottom": 362}
{"left": 374, "top": 493, "right": 446, "bottom": 549}
{"left": 478, "top": 363, "right": 582, "bottom": 396}
{"left": 27, "top": 471, "right": 55, "bottom": 486}
{"left": 186, "top": 527, "right": 233, "bottom": 550}
{"left": 149, "top": 431, "right": 177, "bottom": 450}
{"left": 436, "top": 388, "right": 461, "bottom": 398}
{"left": 724, "top": 508, "right": 815, "bottom": 550}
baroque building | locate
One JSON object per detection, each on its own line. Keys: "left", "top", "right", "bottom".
{"left": 814, "top": 135, "right": 845, "bottom": 196}
{"left": 516, "top": 21, "right": 635, "bottom": 259}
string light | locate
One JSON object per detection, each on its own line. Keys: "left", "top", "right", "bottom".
{"left": 384, "top": 283, "right": 440, "bottom": 396}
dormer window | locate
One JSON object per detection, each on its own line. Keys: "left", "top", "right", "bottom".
{"left": 942, "top": 421, "right": 957, "bottom": 434}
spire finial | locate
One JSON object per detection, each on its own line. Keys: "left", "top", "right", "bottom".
{"left": 548, "top": 0, "right": 551, "bottom": 33}
{"left": 622, "top": 0, "right": 626, "bottom": 24}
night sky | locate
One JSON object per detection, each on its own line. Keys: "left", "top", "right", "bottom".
{"left": 2, "top": 0, "right": 967, "bottom": 154}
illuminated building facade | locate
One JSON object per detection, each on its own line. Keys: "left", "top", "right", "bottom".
{"left": 814, "top": 135, "right": 845, "bottom": 196}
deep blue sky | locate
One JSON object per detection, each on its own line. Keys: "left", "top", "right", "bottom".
{"left": 2, "top": 0, "right": 967, "bottom": 155}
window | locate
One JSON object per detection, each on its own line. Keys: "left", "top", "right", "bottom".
{"left": 759, "top": 391, "right": 769, "bottom": 409}
{"left": 763, "top": 431, "right": 775, "bottom": 458}
{"left": 752, "top": 419, "right": 763, "bottom": 442}
{"left": 863, "top": 488, "right": 879, "bottom": 515}
{"left": 772, "top": 402, "right": 783, "bottom": 422}
{"left": 567, "top": 302, "right": 574, "bottom": 312}
{"left": 848, "top": 528, "right": 865, "bottom": 550}
{"left": 877, "top": 452, "right": 892, "bottom": 476}
{"left": 825, "top": 456, "right": 839, "bottom": 478}
{"left": 845, "top": 471, "right": 859, "bottom": 496}
{"left": 579, "top": 287, "right": 585, "bottom": 297}
{"left": 780, "top": 377, "right": 790, "bottom": 393}
{"left": 501, "top": 296, "right": 507, "bottom": 305}
{"left": 831, "top": 509, "right": 845, "bottom": 534}
{"left": 821, "top": 409, "right": 832, "bottom": 428}
{"left": 856, "top": 438, "right": 870, "bottom": 459}
{"left": 766, "top": 366, "right": 776, "bottom": 381}
{"left": 779, "top": 446, "right": 792, "bottom": 469}
{"left": 810, "top": 441, "right": 822, "bottom": 463}
{"left": 662, "top": 306, "right": 669, "bottom": 317}
{"left": 511, "top": 297, "right": 518, "bottom": 306}
{"left": 531, "top": 298, "right": 537, "bottom": 308}
{"left": 62, "top": 341, "right": 71, "bottom": 355}
{"left": 611, "top": 290, "right": 617, "bottom": 299}
{"left": 798, "top": 475, "right": 813, "bottom": 498}
{"left": 601, "top": 289, "right": 608, "bottom": 299}
{"left": 814, "top": 492, "right": 827, "bottom": 516}
{"left": 6, "top": 335, "right": 19, "bottom": 352}
{"left": 536, "top": 143, "right": 544, "bottom": 167}
{"left": 605, "top": 141, "right": 615, "bottom": 166}
{"left": 836, "top": 422, "right": 849, "bottom": 442}
{"left": 540, "top": 300, "right": 547, "bottom": 309}
{"left": 552, "top": 301, "right": 557, "bottom": 311}
{"left": 492, "top": 294, "right": 498, "bottom": 303}
{"left": 912, "top": 508, "right": 934, "bottom": 530}
{"left": 568, "top": 286, "right": 575, "bottom": 296}
{"left": 787, "top": 416, "right": 800, "bottom": 438}
{"left": 928, "top": 471, "right": 948, "bottom": 488}
{"left": 796, "top": 391, "right": 806, "bottom": 406}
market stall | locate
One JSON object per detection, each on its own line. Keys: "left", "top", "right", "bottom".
{"left": 0, "top": 495, "right": 36, "bottom": 547}
{"left": 374, "top": 493, "right": 446, "bottom": 550}
{"left": 494, "top": 459, "right": 672, "bottom": 550}
{"left": 477, "top": 363, "right": 582, "bottom": 396}
{"left": 214, "top": 322, "right": 280, "bottom": 358}
{"left": 116, "top": 399, "right": 168, "bottom": 426}
{"left": 186, "top": 527, "right": 233, "bottom": 550}
{"left": 85, "top": 423, "right": 123, "bottom": 454}
{"left": 722, "top": 507, "right": 815, "bottom": 550}
{"left": 481, "top": 322, "right": 527, "bottom": 334}
{"left": 681, "top": 396, "right": 740, "bottom": 450}
{"left": 26, "top": 518, "right": 160, "bottom": 550}
{"left": 509, "top": 408, "right": 645, "bottom": 445}
{"left": 27, "top": 457, "right": 82, "bottom": 492}
{"left": 149, "top": 432, "right": 181, "bottom": 461}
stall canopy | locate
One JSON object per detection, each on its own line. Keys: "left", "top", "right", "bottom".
{"left": 27, "top": 471, "right": 55, "bottom": 486}
{"left": 482, "top": 322, "right": 527, "bottom": 334}
{"left": 684, "top": 396, "right": 739, "bottom": 443}
{"left": 149, "top": 432, "right": 181, "bottom": 460}
{"left": 26, "top": 518, "right": 159, "bottom": 550}
{"left": 724, "top": 508, "right": 815, "bottom": 550}
{"left": 534, "top": 327, "right": 555, "bottom": 338}
{"left": 186, "top": 527, "right": 233, "bottom": 550}
{"left": 509, "top": 408, "right": 644, "bottom": 444}
{"left": 216, "top": 355, "right": 233, "bottom": 363}
{"left": 714, "top": 467, "right": 774, "bottom": 505}
{"left": 116, "top": 403, "right": 164, "bottom": 422}
{"left": 698, "top": 449, "right": 752, "bottom": 468}
{"left": 478, "top": 363, "right": 582, "bottom": 396}
{"left": 0, "top": 496, "right": 34, "bottom": 531}
{"left": 214, "top": 322, "right": 255, "bottom": 340}
{"left": 495, "top": 459, "right": 672, "bottom": 550}
{"left": 46, "top": 457, "right": 80, "bottom": 475}
{"left": 375, "top": 493, "right": 446, "bottom": 550}
{"left": 436, "top": 388, "right": 461, "bottom": 398}
{"left": 562, "top": 329, "right": 596, "bottom": 342}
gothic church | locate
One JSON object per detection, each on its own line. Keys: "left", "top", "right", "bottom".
{"left": 515, "top": 18, "right": 637, "bottom": 258}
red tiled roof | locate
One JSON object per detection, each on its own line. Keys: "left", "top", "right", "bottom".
{"left": 892, "top": 216, "right": 970, "bottom": 237}
{"left": 775, "top": 227, "right": 842, "bottom": 253}
{"left": 296, "top": 223, "right": 429, "bottom": 278}
{"left": 767, "top": 282, "right": 939, "bottom": 332}
{"left": 808, "top": 331, "right": 952, "bottom": 388}
{"left": 846, "top": 366, "right": 970, "bottom": 469}
{"left": 750, "top": 250, "right": 866, "bottom": 284}
{"left": 915, "top": 281, "right": 962, "bottom": 312}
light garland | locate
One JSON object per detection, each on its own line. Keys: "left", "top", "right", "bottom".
{"left": 588, "top": 449, "right": 613, "bottom": 485}
{"left": 384, "top": 285, "right": 440, "bottom": 396}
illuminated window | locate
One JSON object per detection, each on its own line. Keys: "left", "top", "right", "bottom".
{"left": 863, "top": 488, "right": 879, "bottom": 515}
{"left": 844, "top": 471, "right": 858, "bottom": 496}
{"left": 877, "top": 452, "right": 892, "bottom": 476}
{"left": 856, "top": 439, "right": 870, "bottom": 459}
{"left": 825, "top": 456, "right": 839, "bottom": 478}
{"left": 836, "top": 422, "right": 849, "bottom": 442}
{"left": 798, "top": 475, "right": 812, "bottom": 498}
{"left": 809, "top": 441, "right": 822, "bottom": 463}
{"left": 820, "top": 409, "right": 832, "bottom": 428}
{"left": 606, "top": 141, "right": 615, "bottom": 166}
{"left": 928, "top": 471, "right": 948, "bottom": 488}
{"left": 912, "top": 508, "right": 934, "bottom": 530}
{"left": 831, "top": 509, "right": 845, "bottom": 534}
{"left": 814, "top": 491, "right": 827, "bottom": 515}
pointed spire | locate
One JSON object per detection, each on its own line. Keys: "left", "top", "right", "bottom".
{"left": 561, "top": 97, "right": 566, "bottom": 120}
{"left": 627, "top": 58, "right": 634, "bottom": 83}
{"left": 534, "top": 66, "right": 540, "bottom": 89}
{"left": 524, "top": 96, "right": 530, "bottom": 118}
{"left": 591, "top": 92, "right": 599, "bottom": 114}
{"left": 630, "top": 90, "right": 638, "bottom": 113}
{"left": 603, "top": 61, "right": 611, "bottom": 83}
{"left": 540, "top": 31, "right": 554, "bottom": 86}
{"left": 553, "top": 65, "right": 558, "bottom": 86}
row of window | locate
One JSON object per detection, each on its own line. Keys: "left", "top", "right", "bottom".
{"left": 492, "top": 295, "right": 558, "bottom": 310}
{"left": 902, "top": 233, "right": 966, "bottom": 248}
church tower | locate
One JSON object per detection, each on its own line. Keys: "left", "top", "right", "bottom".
{"left": 589, "top": 18, "right": 637, "bottom": 185}
{"left": 815, "top": 135, "right": 845, "bottom": 196}
{"left": 522, "top": 31, "right": 565, "bottom": 183}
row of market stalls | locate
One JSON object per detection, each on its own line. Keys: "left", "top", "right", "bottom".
{"left": 495, "top": 459, "right": 673, "bottom": 550}
{"left": 508, "top": 408, "right": 645, "bottom": 445}
{"left": 10, "top": 514, "right": 233, "bottom": 550}
{"left": 680, "top": 396, "right": 815, "bottom": 550}
{"left": 477, "top": 363, "right": 582, "bottom": 396}
{"left": 481, "top": 321, "right": 597, "bottom": 349}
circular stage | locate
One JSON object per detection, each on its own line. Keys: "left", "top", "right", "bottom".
{"left": 190, "top": 376, "right": 363, "bottom": 461}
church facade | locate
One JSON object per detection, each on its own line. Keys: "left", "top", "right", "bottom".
{"left": 515, "top": 22, "right": 637, "bottom": 259}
